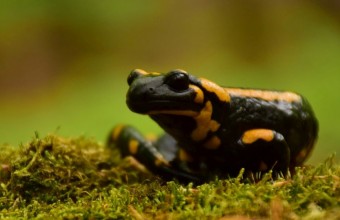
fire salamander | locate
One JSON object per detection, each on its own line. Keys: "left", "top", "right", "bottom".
{"left": 109, "top": 69, "right": 318, "bottom": 183}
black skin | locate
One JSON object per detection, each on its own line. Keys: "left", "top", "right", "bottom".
{"left": 108, "top": 69, "right": 318, "bottom": 183}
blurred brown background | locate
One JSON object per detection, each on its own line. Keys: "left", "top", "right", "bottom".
{"left": 1, "top": 1, "right": 339, "bottom": 164}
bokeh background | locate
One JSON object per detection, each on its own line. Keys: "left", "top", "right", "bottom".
{"left": 1, "top": 1, "right": 339, "bottom": 164}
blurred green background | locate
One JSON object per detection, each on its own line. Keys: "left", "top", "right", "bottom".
{"left": 1, "top": 1, "right": 339, "bottom": 164}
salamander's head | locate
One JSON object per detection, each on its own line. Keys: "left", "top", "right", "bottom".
{"left": 126, "top": 69, "right": 204, "bottom": 117}
{"left": 126, "top": 69, "right": 230, "bottom": 146}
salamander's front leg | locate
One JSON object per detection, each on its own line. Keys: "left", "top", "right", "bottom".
{"left": 239, "top": 129, "right": 290, "bottom": 177}
{"left": 107, "top": 125, "right": 200, "bottom": 183}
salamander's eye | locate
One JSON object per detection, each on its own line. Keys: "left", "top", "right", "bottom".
{"left": 128, "top": 69, "right": 144, "bottom": 86}
{"left": 165, "top": 70, "right": 189, "bottom": 91}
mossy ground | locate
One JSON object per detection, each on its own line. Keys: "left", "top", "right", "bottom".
{"left": 0, "top": 134, "right": 339, "bottom": 220}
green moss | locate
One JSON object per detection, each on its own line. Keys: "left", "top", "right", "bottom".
{"left": 0, "top": 135, "right": 339, "bottom": 219}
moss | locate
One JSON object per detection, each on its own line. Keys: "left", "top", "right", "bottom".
{"left": 0, "top": 135, "right": 339, "bottom": 219}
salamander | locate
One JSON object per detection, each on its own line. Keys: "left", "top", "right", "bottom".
{"left": 108, "top": 69, "right": 318, "bottom": 183}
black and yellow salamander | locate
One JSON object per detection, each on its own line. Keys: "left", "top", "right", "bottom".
{"left": 109, "top": 69, "right": 318, "bottom": 183}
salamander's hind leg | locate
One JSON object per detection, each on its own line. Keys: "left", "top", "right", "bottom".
{"left": 154, "top": 133, "right": 178, "bottom": 162}
{"left": 239, "top": 129, "right": 290, "bottom": 178}
{"left": 107, "top": 125, "right": 200, "bottom": 183}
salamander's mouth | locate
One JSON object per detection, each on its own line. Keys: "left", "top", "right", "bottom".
{"left": 126, "top": 100, "right": 202, "bottom": 116}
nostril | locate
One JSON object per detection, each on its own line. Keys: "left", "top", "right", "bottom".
{"left": 148, "top": 87, "right": 154, "bottom": 93}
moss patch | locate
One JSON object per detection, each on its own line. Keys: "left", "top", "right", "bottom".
{"left": 0, "top": 135, "right": 339, "bottom": 219}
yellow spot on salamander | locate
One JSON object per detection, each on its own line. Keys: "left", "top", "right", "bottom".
{"left": 112, "top": 125, "right": 125, "bottom": 141}
{"left": 191, "top": 101, "right": 221, "bottom": 141}
{"left": 134, "top": 69, "right": 149, "bottom": 75}
{"left": 189, "top": 84, "right": 204, "bottom": 104}
{"left": 200, "top": 78, "right": 230, "bottom": 103}
{"left": 226, "top": 88, "right": 301, "bottom": 103}
{"left": 203, "top": 136, "right": 221, "bottom": 149}
{"left": 134, "top": 69, "right": 161, "bottom": 76}
{"left": 128, "top": 139, "right": 139, "bottom": 154}
{"left": 179, "top": 149, "right": 194, "bottom": 162}
{"left": 154, "top": 153, "right": 170, "bottom": 166}
{"left": 242, "top": 129, "right": 274, "bottom": 144}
